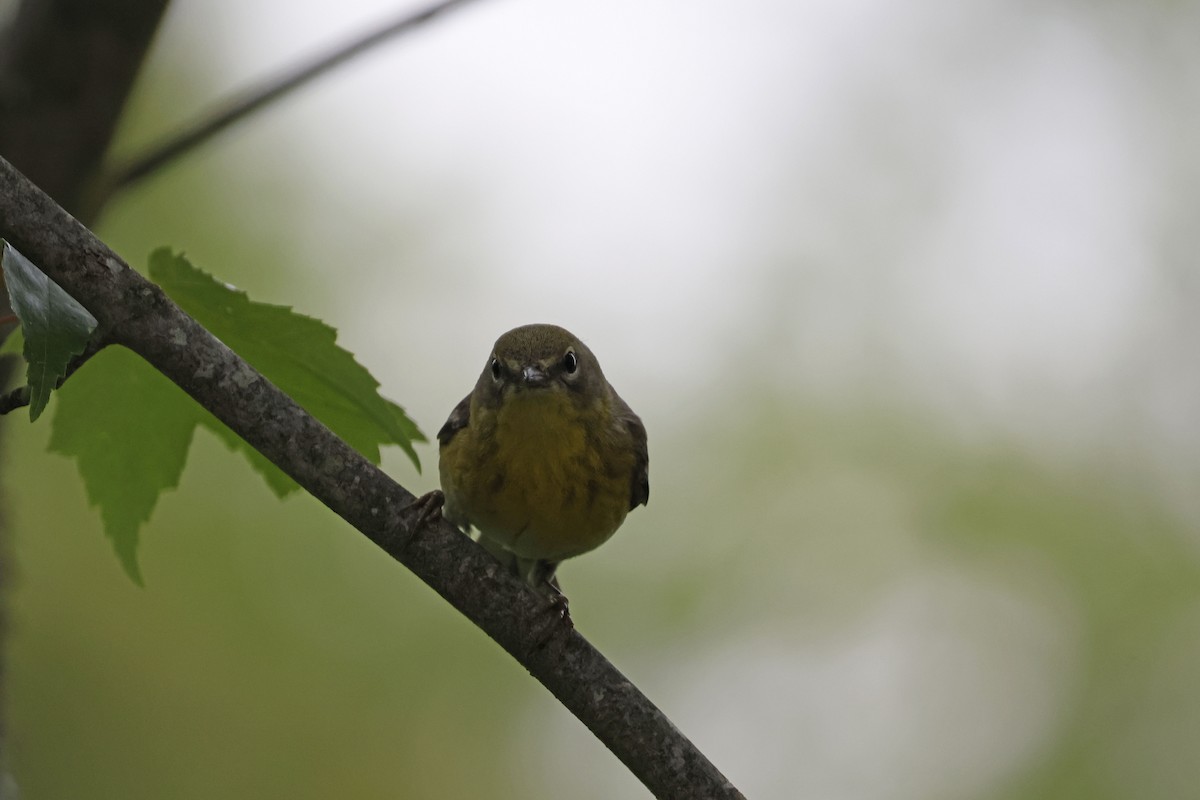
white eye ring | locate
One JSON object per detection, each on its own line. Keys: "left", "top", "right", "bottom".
{"left": 563, "top": 351, "right": 578, "bottom": 374}
{"left": 490, "top": 357, "right": 502, "bottom": 381}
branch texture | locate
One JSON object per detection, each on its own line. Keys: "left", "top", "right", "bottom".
{"left": 0, "top": 156, "right": 745, "bottom": 799}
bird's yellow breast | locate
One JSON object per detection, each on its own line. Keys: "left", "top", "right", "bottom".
{"left": 439, "top": 390, "right": 633, "bottom": 562}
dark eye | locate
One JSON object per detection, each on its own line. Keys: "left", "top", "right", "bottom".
{"left": 563, "top": 351, "right": 578, "bottom": 374}
{"left": 490, "top": 358, "right": 502, "bottom": 380}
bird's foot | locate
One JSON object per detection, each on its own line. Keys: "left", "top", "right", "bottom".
{"left": 543, "top": 579, "right": 573, "bottom": 629}
{"left": 528, "top": 577, "right": 573, "bottom": 655}
{"left": 406, "top": 489, "right": 444, "bottom": 526}
{"left": 400, "top": 490, "right": 446, "bottom": 548}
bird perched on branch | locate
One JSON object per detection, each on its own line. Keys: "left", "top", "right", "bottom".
{"left": 430, "top": 323, "right": 648, "bottom": 614}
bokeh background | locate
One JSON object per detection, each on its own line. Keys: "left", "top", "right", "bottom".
{"left": 6, "top": 0, "right": 1200, "bottom": 797}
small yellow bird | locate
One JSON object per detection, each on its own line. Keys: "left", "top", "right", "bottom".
{"left": 435, "top": 324, "right": 648, "bottom": 606}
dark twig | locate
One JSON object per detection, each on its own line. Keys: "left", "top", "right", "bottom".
{"left": 0, "top": 157, "right": 745, "bottom": 799}
{"left": 0, "top": 386, "right": 29, "bottom": 417}
{"left": 92, "top": 0, "right": 482, "bottom": 210}
{"left": 0, "top": 336, "right": 109, "bottom": 416}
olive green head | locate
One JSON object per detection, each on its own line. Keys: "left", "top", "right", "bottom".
{"left": 471, "top": 323, "right": 608, "bottom": 409}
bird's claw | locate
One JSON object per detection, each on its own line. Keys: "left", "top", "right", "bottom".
{"left": 544, "top": 581, "right": 573, "bottom": 629}
{"left": 527, "top": 581, "right": 573, "bottom": 655}
{"left": 406, "top": 489, "right": 445, "bottom": 529}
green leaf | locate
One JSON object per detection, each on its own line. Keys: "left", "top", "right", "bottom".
{"left": 46, "top": 248, "right": 426, "bottom": 582}
{"left": 148, "top": 248, "right": 424, "bottom": 476}
{"left": 1, "top": 241, "right": 97, "bottom": 420}
{"left": 48, "top": 347, "right": 201, "bottom": 584}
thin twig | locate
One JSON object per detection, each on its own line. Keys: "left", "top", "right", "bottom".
{"left": 0, "top": 336, "right": 108, "bottom": 416}
{"left": 92, "top": 0, "right": 482, "bottom": 208}
{"left": 0, "top": 385, "right": 29, "bottom": 416}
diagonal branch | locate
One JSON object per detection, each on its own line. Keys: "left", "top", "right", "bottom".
{"left": 90, "top": 0, "right": 483, "bottom": 213}
{"left": 0, "top": 157, "right": 745, "bottom": 799}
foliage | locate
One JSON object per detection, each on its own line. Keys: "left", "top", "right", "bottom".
{"left": 147, "top": 248, "right": 424, "bottom": 491}
{"left": 5, "top": 248, "right": 425, "bottom": 582}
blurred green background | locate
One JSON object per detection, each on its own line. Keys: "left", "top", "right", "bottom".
{"left": 5, "top": 0, "right": 1200, "bottom": 798}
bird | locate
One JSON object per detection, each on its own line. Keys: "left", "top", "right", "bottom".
{"left": 431, "top": 323, "right": 648, "bottom": 613}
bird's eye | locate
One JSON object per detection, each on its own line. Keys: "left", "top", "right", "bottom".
{"left": 490, "top": 358, "right": 502, "bottom": 381}
{"left": 563, "top": 351, "right": 578, "bottom": 374}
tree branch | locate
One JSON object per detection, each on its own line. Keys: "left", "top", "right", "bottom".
{"left": 90, "top": 0, "right": 483, "bottom": 212}
{"left": 0, "top": 156, "right": 745, "bottom": 799}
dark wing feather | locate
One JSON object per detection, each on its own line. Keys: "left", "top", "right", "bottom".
{"left": 437, "top": 393, "right": 472, "bottom": 447}
{"left": 612, "top": 390, "right": 649, "bottom": 510}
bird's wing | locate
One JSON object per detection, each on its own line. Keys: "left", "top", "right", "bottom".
{"left": 613, "top": 390, "right": 649, "bottom": 510}
{"left": 437, "top": 393, "right": 472, "bottom": 447}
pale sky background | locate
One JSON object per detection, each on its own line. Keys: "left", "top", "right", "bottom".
{"left": 126, "top": 0, "right": 1198, "bottom": 513}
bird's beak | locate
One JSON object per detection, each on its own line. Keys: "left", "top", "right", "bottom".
{"left": 521, "top": 365, "right": 549, "bottom": 387}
